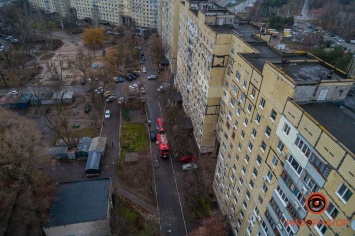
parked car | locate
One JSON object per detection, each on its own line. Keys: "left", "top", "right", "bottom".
{"left": 92, "top": 63, "right": 97, "bottom": 68}
{"left": 126, "top": 75, "right": 133, "bottom": 81}
{"left": 150, "top": 131, "right": 157, "bottom": 141}
{"left": 8, "top": 90, "right": 19, "bottom": 95}
{"left": 132, "top": 72, "right": 140, "bottom": 77}
{"left": 130, "top": 74, "right": 137, "bottom": 79}
{"left": 80, "top": 78, "right": 86, "bottom": 85}
{"left": 180, "top": 155, "right": 196, "bottom": 163}
{"left": 148, "top": 74, "right": 157, "bottom": 80}
{"left": 104, "top": 110, "right": 111, "bottom": 119}
{"left": 182, "top": 163, "right": 198, "bottom": 171}
{"left": 142, "top": 67, "right": 147, "bottom": 73}
{"left": 35, "top": 75, "right": 44, "bottom": 79}
{"left": 118, "top": 97, "right": 124, "bottom": 104}
{"left": 106, "top": 95, "right": 116, "bottom": 102}
{"left": 157, "top": 83, "right": 171, "bottom": 93}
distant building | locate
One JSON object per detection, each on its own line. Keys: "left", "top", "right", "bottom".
{"left": 43, "top": 178, "right": 112, "bottom": 236}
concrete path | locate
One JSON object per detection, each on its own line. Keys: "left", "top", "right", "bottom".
{"left": 117, "top": 187, "right": 159, "bottom": 216}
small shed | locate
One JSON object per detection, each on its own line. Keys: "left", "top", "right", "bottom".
{"left": 47, "top": 146, "right": 69, "bottom": 160}
{"left": 75, "top": 137, "right": 92, "bottom": 160}
{"left": 37, "top": 92, "right": 54, "bottom": 105}
{"left": 52, "top": 91, "right": 64, "bottom": 104}
{"left": 85, "top": 151, "right": 101, "bottom": 176}
{"left": 16, "top": 93, "right": 32, "bottom": 109}
{"left": 67, "top": 148, "right": 76, "bottom": 160}
{"left": 88, "top": 137, "right": 107, "bottom": 157}
{"left": 62, "top": 91, "right": 74, "bottom": 104}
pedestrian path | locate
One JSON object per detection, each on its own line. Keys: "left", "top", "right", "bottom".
{"left": 116, "top": 187, "right": 159, "bottom": 216}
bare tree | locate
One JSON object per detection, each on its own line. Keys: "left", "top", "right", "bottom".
{"left": 189, "top": 213, "right": 229, "bottom": 236}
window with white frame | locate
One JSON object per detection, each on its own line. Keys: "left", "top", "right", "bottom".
{"left": 237, "top": 107, "right": 241, "bottom": 116}
{"left": 228, "top": 110, "right": 233, "bottom": 120}
{"left": 230, "top": 174, "right": 235, "bottom": 182}
{"left": 260, "top": 141, "right": 266, "bottom": 152}
{"left": 244, "top": 117, "right": 248, "bottom": 126}
{"left": 258, "top": 195, "right": 263, "bottom": 205}
{"left": 230, "top": 46, "right": 234, "bottom": 55}
{"left": 288, "top": 155, "right": 303, "bottom": 175}
{"left": 240, "top": 210, "right": 244, "bottom": 219}
{"left": 238, "top": 142, "right": 242, "bottom": 151}
{"left": 265, "top": 126, "right": 271, "bottom": 138}
{"left": 253, "top": 168, "right": 258, "bottom": 178}
{"left": 294, "top": 137, "right": 312, "bottom": 158}
{"left": 276, "top": 185, "right": 289, "bottom": 205}
{"left": 249, "top": 179, "right": 254, "bottom": 189}
{"left": 232, "top": 84, "right": 238, "bottom": 95}
{"left": 283, "top": 123, "right": 291, "bottom": 136}
{"left": 315, "top": 222, "right": 328, "bottom": 236}
{"left": 309, "top": 154, "right": 331, "bottom": 178}
{"left": 240, "top": 93, "right": 245, "bottom": 103}
{"left": 230, "top": 97, "right": 236, "bottom": 107}
{"left": 234, "top": 195, "right": 238, "bottom": 204}
{"left": 241, "top": 130, "right": 245, "bottom": 139}
{"left": 235, "top": 70, "right": 240, "bottom": 81}
{"left": 255, "top": 113, "right": 261, "bottom": 124}
{"left": 336, "top": 183, "right": 353, "bottom": 203}
{"left": 232, "top": 164, "right": 237, "bottom": 172}
{"left": 270, "top": 109, "right": 277, "bottom": 121}
{"left": 226, "top": 70, "right": 230, "bottom": 78}
{"left": 229, "top": 143, "right": 234, "bottom": 150}
{"left": 248, "top": 142, "right": 253, "bottom": 152}
{"left": 262, "top": 183, "right": 268, "bottom": 193}
{"left": 247, "top": 226, "right": 251, "bottom": 235}
{"left": 259, "top": 98, "right": 266, "bottom": 109}
{"left": 267, "top": 170, "right": 273, "bottom": 181}
{"left": 236, "top": 154, "right": 239, "bottom": 162}
{"left": 271, "top": 156, "right": 278, "bottom": 168}
{"left": 237, "top": 218, "right": 241, "bottom": 227}
{"left": 302, "top": 173, "right": 319, "bottom": 192}
{"left": 261, "top": 221, "right": 269, "bottom": 235}
{"left": 242, "top": 166, "right": 246, "bottom": 175}
{"left": 250, "top": 87, "right": 256, "bottom": 98}
{"left": 245, "top": 154, "right": 249, "bottom": 163}
{"left": 247, "top": 103, "right": 252, "bottom": 113}
{"left": 243, "top": 200, "right": 247, "bottom": 209}
{"left": 242, "top": 79, "right": 247, "bottom": 89}
{"left": 251, "top": 128, "right": 257, "bottom": 138}
{"left": 256, "top": 155, "right": 262, "bottom": 165}
{"left": 254, "top": 206, "right": 259, "bottom": 216}
{"left": 227, "top": 58, "right": 233, "bottom": 68}
{"left": 246, "top": 190, "right": 250, "bottom": 200}
{"left": 277, "top": 140, "right": 284, "bottom": 152}
{"left": 222, "top": 142, "right": 226, "bottom": 151}
{"left": 239, "top": 176, "right": 243, "bottom": 185}
{"left": 325, "top": 202, "right": 339, "bottom": 219}
{"left": 236, "top": 187, "right": 240, "bottom": 195}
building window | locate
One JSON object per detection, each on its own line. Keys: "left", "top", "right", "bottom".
{"left": 267, "top": 170, "right": 273, "bottom": 181}
{"left": 236, "top": 187, "right": 240, "bottom": 195}
{"left": 277, "top": 140, "right": 284, "bottom": 152}
{"left": 283, "top": 123, "right": 291, "bottom": 136}
{"left": 260, "top": 141, "right": 266, "bottom": 152}
{"left": 245, "top": 154, "right": 249, "bottom": 163}
{"left": 265, "top": 126, "right": 271, "bottom": 138}
{"left": 256, "top": 155, "right": 262, "bottom": 166}
{"left": 241, "top": 130, "right": 245, "bottom": 139}
{"left": 236, "top": 154, "right": 239, "bottom": 162}
{"left": 230, "top": 46, "right": 234, "bottom": 55}
{"left": 232, "top": 164, "right": 237, "bottom": 173}
{"left": 230, "top": 97, "right": 236, "bottom": 107}
{"left": 326, "top": 202, "right": 339, "bottom": 219}
{"left": 315, "top": 223, "right": 328, "bottom": 236}
{"left": 259, "top": 98, "right": 266, "bottom": 109}
{"left": 261, "top": 221, "right": 269, "bottom": 234}
{"left": 249, "top": 179, "right": 254, "bottom": 189}
{"left": 258, "top": 195, "right": 263, "bottom": 205}
{"left": 226, "top": 70, "right": 231, "bottom": 78}
{"left": 248, "top": 142, "right": 253, "bottom": 152}
{"left": 232, "top": 84, "right": 238, "bottom": 95}
{"left": 242, "top": 79, "right": 247, "bottom": 89}
{"left": 238, "top": 142, "right": 242, "bottom": 151}
{"left": 246, "top": 190, "right": 250, "bottom": 199}
{"left": 240, "top": 210, "right": 244, "bottom": 219}
{"left": 253, "top": 168, "right": 258, "bottom": 178}
{"left": 237, "top": 218, "right": 241, "bottom": 227}
{"left": 235, "top": 70, "right": 240, "bottom": 81}
{"left": 255, "top": 114, "right": 261, "bottom": 124}
{"left": 239, "top": 176, "right": 243, "bottom": 185}
{"left": 244, "top": 118, "right": 248, "bottom": 127}
{"left": 309, "top": 154, "right": 331, "bottom": 178}
{"left": 294, "top": 137, "right": 312, "bottom": 158}
{"left": 288, "top": 155, "right": 303, "bottom": 175}
{"left": 242, "top": 166, "right": 246, "bottom": 175}
{"left": 336, "top": 183, "right": 353, "bottom": 203}
{"left": 261, "top": 183, "right": 268, "bottom": 193}
{"left": 276, "top": 185, "right": 289, "bottom": 206}
{"left": 237, "top": 107, "right": 241, "bottom": 116}
{"left": 230, "top": 174, "right": 235, "bottom": 182}
{"left": 250, "top": 87, "right": 256, "bottom": 98}
{"left": 251, "top": 128, "right": 257, "bottom": 139}
{"left": 247, "top": 103, "right": 252, "bottom": 113}
{"left": 228, "top": 110, "right": 233, "bottom": 120}
{"left": 254, "top": 206, "right": 259, "bottom": 216}
{"left": 302, "top": 173, "right": 319, "bottom": 192}
{"left": 271, "top": 156, "right": 278, "bottom": 168}
{"left": 270, "top": 109, "right": 277, "bottom": 121}
{"left": 243, "top": 200, "right": 247, "bottom": 209}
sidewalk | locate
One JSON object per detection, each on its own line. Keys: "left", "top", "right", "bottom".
{"left": 117, "top": 187, "right": 159, "bottom": 216}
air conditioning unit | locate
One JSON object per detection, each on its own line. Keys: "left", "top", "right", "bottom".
{"left": 280, "top": 151, "right": 286, "bottom": 159}
{"left": 263, "top": 176, "right": 270, "bottom": 183}
{"left": 257, "top": 215, "right": 262, "bottom": 222}
{"left": 277, "top": 223, "right": 282, "bottom": 230}
{"left": 294, "top": 201, "right": 301, "bottom": 209}
{"left": 302, "top": 186, "right": 308, "bottom": 194}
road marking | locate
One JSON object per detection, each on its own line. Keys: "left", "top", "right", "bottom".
{"left": 158, "top": 101, "right": 162, "bottom": 117}
{"left": 170, "top": 156, "right": 188, "bottom": 236}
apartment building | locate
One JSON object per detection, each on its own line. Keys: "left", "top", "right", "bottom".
{"left": 159, "top": 0, "right": 180, "bottom": 73}
{"left": 175, "top": 0, "right": 270, "bottom": 153}
{"left": 29, "top": 0, "right": 71, "bottom": 16}
{"left": 96, "top": 0, "right": 120, "bottom": 24}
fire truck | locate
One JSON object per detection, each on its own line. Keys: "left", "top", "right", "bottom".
{"left": 156, "top": 117, "right": 165, "bottom": 133}
{"left": 157, "top": 134, "right": 170, "bottom": 158}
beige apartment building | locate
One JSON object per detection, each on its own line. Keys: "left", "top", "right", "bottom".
{"left": 175, "top": 1, "right": 355, "bottom": 236}
{"left": 159, "top": 0, "right": 180, "bottom": 73}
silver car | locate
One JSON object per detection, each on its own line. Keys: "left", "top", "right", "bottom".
{"left": 182, "top": 163, "right": 198, "bottom": 171}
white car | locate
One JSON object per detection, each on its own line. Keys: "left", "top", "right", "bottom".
{"left": 147, "top": 74, "right": 157, "bottom": 80}
{"left": 182, "top": 163, "right": 198, "bottom": 171}
{"left": 104, "top": 110, "right": 111, "bottom": 119}
{"left": 157, "top": 83, "right": 171, "bottom": 93}
{"left": 142, "top": 67, "right": 147, "bottom": 73}
{"left": 8, "top": 90, "right": 19, "bottom": 95}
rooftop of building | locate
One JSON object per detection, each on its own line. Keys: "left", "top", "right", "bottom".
{"left": 299, "top": 98, "right": 355, "bottom": 154}
{"left": 45, "top": 178, "right": 111, "bottom": 228}
{"left": 243, "top": 43, "right": 347, "bottom": 85}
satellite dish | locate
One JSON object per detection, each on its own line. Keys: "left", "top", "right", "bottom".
{"left": 351, "top": 220, "right": 355, "bottom": 230}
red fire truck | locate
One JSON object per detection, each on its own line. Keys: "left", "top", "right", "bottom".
{"left": 156, "top": 117, "right": 165, "bottom": 133}
{"left": 157, "top": 134, "right": 170, "bottom": 158}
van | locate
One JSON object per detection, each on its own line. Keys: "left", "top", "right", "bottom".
{"left": 147, "top": 74, "right": 157, "bottom": 80}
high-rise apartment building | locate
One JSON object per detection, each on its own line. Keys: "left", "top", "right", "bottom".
{"left": 174, "top": 1, "right": 355, "bottom": 236}
{"left": 28, "top": 0, "right": 159, "bottom": 28}
{"left": 159, "top": 0, "right": 180, "bottom": 73}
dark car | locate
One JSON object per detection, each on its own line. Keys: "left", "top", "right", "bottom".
{"left": 132, "top": 72, "right": 140, "bottom": 77}
{"left": 126, "top": 75, "right": 133, "bottom": 81}
{"left": 150, "top": 131, "right": 157, "bottom": 141}
{"left": 141, "top": 56, "right": 145, "bottom": 61}
{"left": 80, "top": 78, "right": 86, "bottom": 85}
{"left": 130, "top": 74, "right": 137, "bottom": 79}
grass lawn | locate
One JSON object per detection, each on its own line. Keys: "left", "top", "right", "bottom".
{"left": 72, "top": 126, "right": 100, "bottom": 138}
{"left": 120, "top": 123, "right": 149, "bottom": 153}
